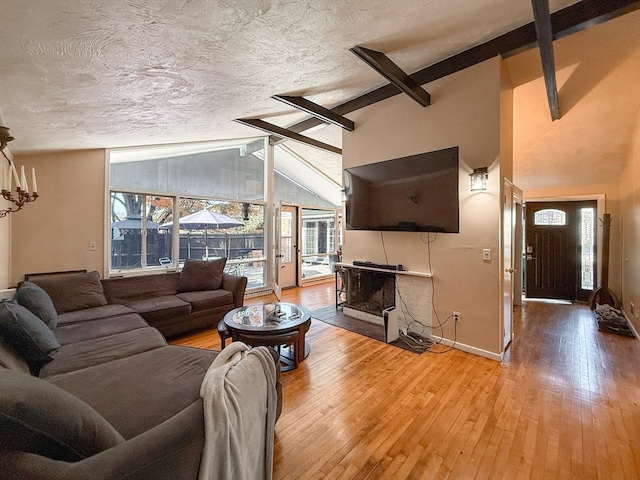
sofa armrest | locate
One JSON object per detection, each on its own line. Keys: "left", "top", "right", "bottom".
{"left": 221, "top": 273, "right": 247, "bottom": 307}
{"left": 0, "top": 400, "right": 205, "bottom": 480}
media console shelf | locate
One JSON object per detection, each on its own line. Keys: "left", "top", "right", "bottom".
{"left": 335, "top": 262, "right": 433, "bottom": 278}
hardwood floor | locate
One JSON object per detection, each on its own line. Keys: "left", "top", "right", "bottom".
{"left": 171, "top": 283, "right": 640, "bottom": 479}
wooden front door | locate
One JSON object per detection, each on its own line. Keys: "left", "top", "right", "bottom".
{"left": 524, "top": 201, "right": 597, "bottom": 301}
{"left": 525, "top": 202, "right": 576, "bottom": 300}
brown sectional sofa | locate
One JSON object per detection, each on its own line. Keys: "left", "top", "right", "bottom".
{"left": 31, "top": 258, "right": 247, "bottom": 338}
{"left": 0, "top": 266, "right": 281, "bottom": 479}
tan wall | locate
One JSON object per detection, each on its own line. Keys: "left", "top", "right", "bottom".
{"left": 10, "top": 149, "right": 105, "bottom": 286}
{"left": 0, "top": 180, "right": 11, "bottom": 289}
{"left": 342, "top": 57, "right": 505, "bottom": 356}
{"left": 620, "top": 115, "right": 640, "bottom": 331}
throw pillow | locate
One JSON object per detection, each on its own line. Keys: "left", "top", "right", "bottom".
{"left": 15, "top": 281, "right": 58, "bottom": 329}
{"left": 0, "top": 301, "right": 60, "bottom": 365}
{"left": 0, "top": 368, "right": 125, "bottom": 461}
{"left": 177, "top": 258, "right": 227, "bottom": 293}
{"left": 29, "top": 271, "right": 108, "bottom": 314}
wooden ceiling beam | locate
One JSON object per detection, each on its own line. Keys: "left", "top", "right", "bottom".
{"left": 532, "top": 0, "right": 560, "bottom": 120}
{"left": 272, "top": 95, "right": 354, "bottom": 131}
{"left": 276, "top": 0, "right": 639, "bottom": 139}
{"left": 234, "top": 118, "right": 342, "bottom": 155}
{"left": 350, "top": 46, "right": 431, "bottom": 107}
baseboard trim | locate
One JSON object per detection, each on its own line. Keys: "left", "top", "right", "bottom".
{"left": 623, "top": 309, "right": 640, "bottom": 341}
{"left": 429, "top": 336, "right": 503, "bottom": 362}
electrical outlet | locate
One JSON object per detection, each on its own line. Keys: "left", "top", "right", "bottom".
{"left": 453, "top": 311, "right": 460, "bottom": 323}
{"left": 89, "top": 241, "right": 97, "bottom": 251}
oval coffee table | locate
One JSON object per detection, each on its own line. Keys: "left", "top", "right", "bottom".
{"left": 223, "top": 303, "right": 311, "bottom": 371}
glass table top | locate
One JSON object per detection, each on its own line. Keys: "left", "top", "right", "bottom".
{"left": 229, "top": 303, "right": 307, "bottom": 328}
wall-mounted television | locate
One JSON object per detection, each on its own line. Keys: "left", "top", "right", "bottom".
{"left": 344, "top": 146, "right": 459, "bottom": 233}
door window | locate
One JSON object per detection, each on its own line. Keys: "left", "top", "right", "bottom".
{"left": 534, "top": 209, "right": 566, "bottom": 225}
{"left": 579, "top": 207, "right": 596, "bottom": 290}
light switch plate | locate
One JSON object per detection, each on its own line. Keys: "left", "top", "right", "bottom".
{"left": 482, "top": 249, "right": 491, "bottom": 261}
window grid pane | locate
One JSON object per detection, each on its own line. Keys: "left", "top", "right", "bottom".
{"left": 580, "top": 208, "right": 595, "bottom": 290}
{"left": 534, "top": 209, "right": 566, "bottom": 225}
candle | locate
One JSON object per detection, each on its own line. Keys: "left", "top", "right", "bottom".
{"left": 10, "top": 161, "right": 20, "bottom": 190}
{"left": 21, "top": 165, "right": 28, "bottom": 193}
{"left": 2, "top": 162, "right": 6, "bottom": 191}
{"left": 31, "top": 167, "right": 37, "bottom": 193}
{"left": 0, "top": 107, "right": 5, "bottom": 127}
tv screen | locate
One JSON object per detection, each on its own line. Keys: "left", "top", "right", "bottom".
{"left": 344, "top": 146, "right": 459, "bottom": 233}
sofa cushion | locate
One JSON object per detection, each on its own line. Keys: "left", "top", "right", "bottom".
{"left": 40, "top": 328, "right": 168, "bottom": 378}
{"left": 14, "top": 282, "right": 58, "bottom": 329}
{"left": 57, "top": 304, "right": 135, "bottom": 326}
{"left": 0, "top": 301, "right": 60, "bottom": 366}
{"left": 177, "top": 289, "right": 234, "bottom": 312}
{"left": 177, "top": 259, "right": 226, "bottom": 293}
{"left": 0, "top": 336, "right": 30, "bottom": 373}
{"left": 47, "top": 345, "right": 218, "bottom": 439}
{"left": 54, "top": 313, "right": 149, "bottom": 345}
{"left": 29, "top": 271, "right": 108, "bottom": 314}
{"left": 125, "top": 295, "right": 191, "bottom": 324}
{"left": 101, "top": 273, "right": 180, "bottom": 304}
{"left": 0, "top": 368, "right": 125, "bottom": 461}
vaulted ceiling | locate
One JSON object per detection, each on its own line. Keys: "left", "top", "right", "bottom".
{"left": 1, "top": 0, "right": 638, "bottom": 188}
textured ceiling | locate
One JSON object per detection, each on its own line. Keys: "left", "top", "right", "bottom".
{"left": 6, "top": 0, "right": 634, "bottom": 195}
{"left": 1, "top": 0, "right": 581, "bottom": 171}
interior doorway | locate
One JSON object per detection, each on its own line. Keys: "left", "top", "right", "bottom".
{"left": 524, "top": 201, "right": 597, "bottom": 302}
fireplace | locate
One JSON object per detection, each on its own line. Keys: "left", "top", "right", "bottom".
{"left": 344, "top": 268, "right": 395, "bottom": 316}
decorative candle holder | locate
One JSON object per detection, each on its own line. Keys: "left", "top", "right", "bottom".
{"left": 1, "top": 187, "right": 38, "bottom": 217}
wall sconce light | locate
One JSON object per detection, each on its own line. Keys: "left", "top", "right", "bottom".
{"left": 469, "top": 167, "right": 488, "bottom": 191}
{"left": 0, "top": 110, "right": 39, "bottom": 217}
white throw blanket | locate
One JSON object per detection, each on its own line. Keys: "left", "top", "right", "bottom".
{"left": 198, "top": 342, "right": 278, "bottom": 480}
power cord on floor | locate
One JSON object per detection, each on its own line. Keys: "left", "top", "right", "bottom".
{"left": 399, "top": 328, "right": 434, "bottom": 352}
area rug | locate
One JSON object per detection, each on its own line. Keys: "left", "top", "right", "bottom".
{"left": 312, "top": 305, "right": 424, "bottom": 354}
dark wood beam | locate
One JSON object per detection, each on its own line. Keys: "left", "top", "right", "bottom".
{"left": 350, "top": 45, "right": 431, "bottom": 107}
{"left": 234, "top": 118, "right": 342, "bottom": 155}
{"left": 272, "top": 95, "right": 355, "bottom": 131}
{"left": 532, "top": 0, "right": 560, "bottom": 120}
{"left": 275, "top": 0, "right": 639, "bottom": 139}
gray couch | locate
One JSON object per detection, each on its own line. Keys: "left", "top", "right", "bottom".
{"left": 0, "top": 267, "right": 281, "bottom": 479}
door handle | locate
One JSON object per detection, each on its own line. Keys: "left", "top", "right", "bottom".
{"left": 505, "top": 268, "right": 517, "bottom": 273}
{"left": 526, "top": 255, "right": 536, "bottom": 261}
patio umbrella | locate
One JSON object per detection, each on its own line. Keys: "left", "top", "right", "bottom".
{"left": 160, "top": 210, "right": 244, "bottom": 259}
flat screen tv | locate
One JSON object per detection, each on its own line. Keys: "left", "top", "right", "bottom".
{"left": 344, "top": 146, "right": 459, "bottom": 233}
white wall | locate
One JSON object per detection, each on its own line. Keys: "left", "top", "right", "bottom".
{"left": 342, "top": 57, "right": 508, "bottom": 357}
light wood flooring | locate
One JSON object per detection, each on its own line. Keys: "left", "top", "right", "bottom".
{"left": 171, "top": 282, "right": 640, "bottom": 479}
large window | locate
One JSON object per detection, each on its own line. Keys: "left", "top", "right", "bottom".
{"left": 108, "top": 137, "right": 341, "bottom": 291}
{"left": 109, "top": 139, "right": 268, "bottom": 290}
{"left": 110, "top": 193, "right": 173, "bottom": 270}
